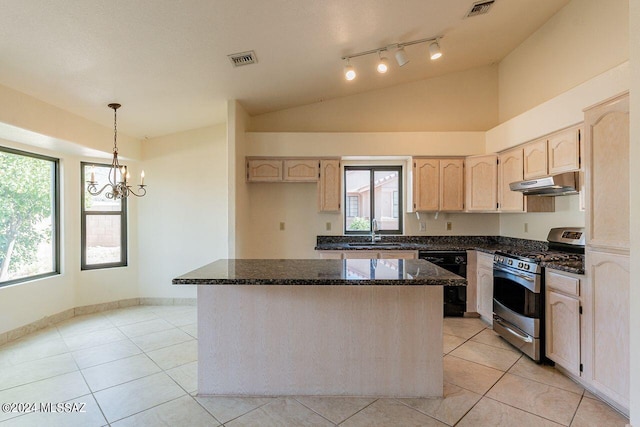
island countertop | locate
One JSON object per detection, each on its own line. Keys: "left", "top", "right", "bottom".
{"left": 172, "top": 258, "right": 466, "bottom": 286}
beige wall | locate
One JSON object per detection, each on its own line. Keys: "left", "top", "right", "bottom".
{"left": 628, "top": 1, "right": 639, "bottom": 424}
{"left": 498, "top": 0, "right": 628, "bottom": 122}
{"left": 137, "top": 123, "right": 228, "bottom": 299}
{"left": 229, "top": 100, "right": 251, "bottom": 258}
{"left": 249, "top": 65, "right": 498, "bottom": 132}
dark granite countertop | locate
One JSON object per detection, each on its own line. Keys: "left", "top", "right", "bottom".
{"left": 315, "top": 235, "right": 585, "bottom": 275}
{"left": 172, "top": 259, "right": 466, "bottom": 286}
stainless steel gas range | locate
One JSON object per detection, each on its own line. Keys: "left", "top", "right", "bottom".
{"left": 492, "top": 227, "right": 585, "bottom": 362}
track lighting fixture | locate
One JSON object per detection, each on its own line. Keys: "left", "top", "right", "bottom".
{"left": 344, "top": 59, "right": 356, "bottom": 81}
{"left": 429, "top": 40, "right": 442, "bottom": 60}
{"left": 341, "top": 35, "right": 443, "bottom": 81}
{"left": 376, "top": 51, "right": 389, "bottom": 74}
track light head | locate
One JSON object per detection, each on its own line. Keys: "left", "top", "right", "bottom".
{"left": 376, "top": 51, "right": 389, "bottom": 73}
{"left": 429, "top": 41, "right": 442, "bottom": 60}
{"left": 395, "top": 46, "right": 409, "bottom": 67}
{"left": 344, "top": 60, "right": 356, "bottom": 81}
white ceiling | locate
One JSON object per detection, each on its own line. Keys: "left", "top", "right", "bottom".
{"left": 0, "top": 0, "right": 569, "bottom": 139}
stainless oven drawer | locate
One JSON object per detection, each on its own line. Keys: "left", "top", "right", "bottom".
{"left": 493, "top": 315, "right": 541, "bottom": 361}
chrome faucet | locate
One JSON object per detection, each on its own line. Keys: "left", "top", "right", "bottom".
{"left": 371, "top": 218, "right": 381, "bottom": 242}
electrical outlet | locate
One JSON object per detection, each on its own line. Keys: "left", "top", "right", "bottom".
{"left": 419, "top": 222, "right": 426, "bottom": 232}
{"left": 326, "top": 222, "right": 332, "bottom": 231}
{"left": 446, "top": 221, "right": 452, "bottom": 231}
{"left": 524, "top": 223, "right": 529, "bottom": 233}
{"left": 279, "top": 222, "right": 285, "bottom": 231}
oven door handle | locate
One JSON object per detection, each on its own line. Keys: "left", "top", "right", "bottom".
{"left": 493, "top": 265, "right": 535, "bottom": 282}
{"left": 494, "top": 317, "right": 533, "bottom": 343}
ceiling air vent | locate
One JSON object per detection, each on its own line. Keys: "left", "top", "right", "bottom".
{"left": 466, "top": 0, "right": 495, "bottom": 17}
{"left": 228, "top": 50, "right": 257, "bottom": 67}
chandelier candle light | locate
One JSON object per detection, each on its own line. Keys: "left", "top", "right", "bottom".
{"left": 87, "top": 103, "right": 147, "bottom": 199}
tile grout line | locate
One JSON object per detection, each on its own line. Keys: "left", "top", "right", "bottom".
{"left": 336, "top": 398, "right": 379, "bottom": 426}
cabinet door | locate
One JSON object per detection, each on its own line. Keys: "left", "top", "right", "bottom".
{"left": 318, "top": 160, "right": 341, "bottom": 212}
{"left": 440, "top": 159, "right": 464, "bottom": 211}
{"left": 585, "top": 94, "right": 629, "bottom": 250}
{"left": 379, "top": 251, "right": 418, "bottom": 259}
{"left": 465, "top": 154, "right": 497, "bottom": 211}
{"left": 548, "top": 126, "right": 581, "bottom": 174}
{"left": 477, "top": 266, "right": 494, "bottom": 324}
{"left": 318, "top": 251, "right": 343, "bottom": 259}
{"left": 523, "top": 139, "right": 548, "bottom": 179}
{"left": 283, "top": 159, "right": 319, "bottom": 182}
{"left": 247, "top": 159, "right": 282, "bottom": 182}
{"left": 498, "top": 148, "right": 524, "bottom": 212}
{"left": 546, "top": 290, "right": 580, "bottom": 375}
{"left": 413, "top": 159, "right": 439, "bottom": 211}
{"left": 583, "top": 249, "right": 629, "bottom": 410}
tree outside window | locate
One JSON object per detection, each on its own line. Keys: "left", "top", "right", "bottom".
{"left": 0, "top": 147, "right": 59, "bottom": 286}
{"left": 344, "top": 166, "right": 403, "bottom": 234}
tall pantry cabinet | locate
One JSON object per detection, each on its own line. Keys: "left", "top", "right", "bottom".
{"left": 582, "top": 92, "right": 630, "bottom": 413}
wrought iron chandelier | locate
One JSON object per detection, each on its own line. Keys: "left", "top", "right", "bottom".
{"left": 86, "top": 103, "right": 147, "bottom": 199}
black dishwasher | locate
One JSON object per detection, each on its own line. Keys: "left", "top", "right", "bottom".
{"left": 418, "top": 250, "right": 467, "bottom": 317}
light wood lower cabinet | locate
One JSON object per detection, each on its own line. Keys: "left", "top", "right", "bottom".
{"left": 582, "top": 249, "right": 629, "bottom": 412}
{"left": 475, "top": 252, "right": 494, "bottom": 324}
{"left": 318, "top": 250, "right": 418, "bottom": 260}
{"left": 545, "top": 269, "right": 581, "bottom": 376}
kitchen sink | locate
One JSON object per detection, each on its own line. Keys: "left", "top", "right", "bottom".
{"left": 347, "top": 242, "right": 403, "bottom": 247}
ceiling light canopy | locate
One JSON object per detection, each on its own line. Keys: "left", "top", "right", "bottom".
{"left": 341, "top": 35, "right": 443, "bottom": 81}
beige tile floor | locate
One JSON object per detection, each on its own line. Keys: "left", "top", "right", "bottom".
{"left": 0, "top": 305, "right": 630, "bottom": 426}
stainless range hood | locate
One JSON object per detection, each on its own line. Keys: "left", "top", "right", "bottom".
{"left": 509, "top": 172, "right": 579, "bottom": 196}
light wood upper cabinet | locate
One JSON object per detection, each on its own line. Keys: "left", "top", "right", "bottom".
{"left": 522, "top": 125, "right": 582, "bottom": 180}
{"left": 413, "top": 159, "right": 440, "bottom": 211}
{"left": 283, "top": 159, "right": 319, "bottom": 182}
{"left": 318, "top": 159, "right": 341, "bottom": 212}
{"left": 247, "top": 159, "right": 283, "bottom": 182}
{"left": 584, "top": 94, "right": 629, "bottom": 250}
{"left": 440, "top": 159, "right": 464, "bottom": 211}
{"left": 498, "top": 148, "right": 524, "bottom": 212}
{"left": 523, "top": 139, "right": 548, "bottom": 179}
{"left": 548, "top": 126, "right": 581, "bottom": 174}
{"left": 545, "top": 269, "right": 581, "bottom": 376}
{"left": 465, "top": 154, "right": 497, "bottom": 212}
{"left": 413, "top": 158, "right": 463, "bottom": 212}
{"left": 409, "top": 155, "right": 474, "bottom": 214}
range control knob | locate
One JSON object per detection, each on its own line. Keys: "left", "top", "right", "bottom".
{"left": 524, "top": 264, "right": 530, "bottom": 270}
{"left": 507, "top": 259, "right": 513, "bottom": 266}
{"left": 518, "top": 262, "right": 524, "bottom": 268}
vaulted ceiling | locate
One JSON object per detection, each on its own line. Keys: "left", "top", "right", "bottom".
{"left": 0, "top": 0, "right": 569, "bottom": 138}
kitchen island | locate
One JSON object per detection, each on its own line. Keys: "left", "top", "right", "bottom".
{"left": 173, "top": 258, "right": 465, "bottom": 398}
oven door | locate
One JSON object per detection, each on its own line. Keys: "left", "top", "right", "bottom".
{"left": 492, "top": 265, "right": 542, "bottom": 339}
